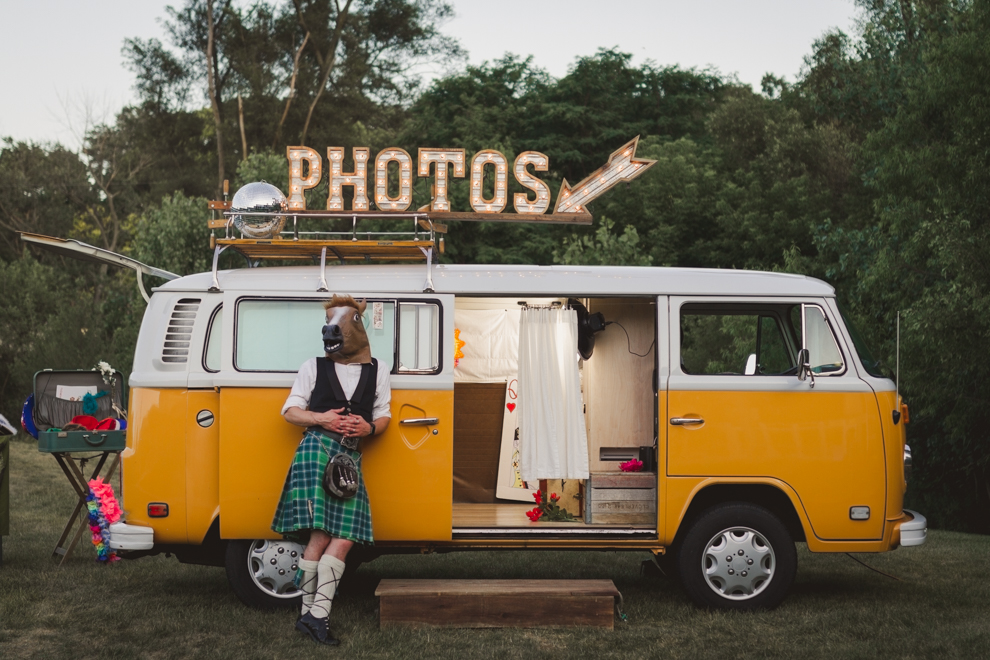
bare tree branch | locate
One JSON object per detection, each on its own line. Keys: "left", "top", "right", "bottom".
{"left": 274, "top": 30, "right": 310, "bottom": 149}
{"left": 294, "top": 0, "right": 353, "bottom": 145}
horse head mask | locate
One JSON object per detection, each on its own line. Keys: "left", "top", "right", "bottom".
{"left": 322, "top": 295, "right": 372, "bottom": 364}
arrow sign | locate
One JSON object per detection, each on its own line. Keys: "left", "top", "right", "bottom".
{"left": 555, "top": 136, "right": 657, "bottom": 214}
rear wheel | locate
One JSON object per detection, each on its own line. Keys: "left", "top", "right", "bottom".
{"left": 676, "top": 503, "right": 796, "bottom": 610}
{"left": 225, "top": 539, "right": 304, "bottom": 610}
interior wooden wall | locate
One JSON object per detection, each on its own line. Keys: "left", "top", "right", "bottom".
{"left": 584, "top": 299, "right": 656, "bottom": 473}
{"left": 452, "top": 382, "right": 506, "bottom": 503}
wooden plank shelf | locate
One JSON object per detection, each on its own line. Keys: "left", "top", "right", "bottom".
{"left": 215, "top": 237, "right": 434, "bottom": 261}
{"left": 375, "top": 579, "right": 620, "bottom": 629}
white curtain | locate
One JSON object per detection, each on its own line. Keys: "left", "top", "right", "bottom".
{"left": 453, "top": 307, "right": 520, "bottom": 382}
{"left": 518, "top": 307, "right": 589, "bottom": 481}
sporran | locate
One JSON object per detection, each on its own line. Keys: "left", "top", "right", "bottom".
{"left": 321, "top": 437, "right": 359, "bottom": 500}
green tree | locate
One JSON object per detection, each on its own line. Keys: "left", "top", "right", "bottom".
{"left": 850, "top": 0, "right": 990, "bottom": 531}
{"left": 554, "top": 217, "right": 650, "bottom": 266}
{"left": 0, "top": 256, "right": 111, "bottom": 421}
{"left": 132, "top": 192, "right": 214, "bottom": 277}
{"left": 0, "top": 141, "right": 93, "bottom": 261}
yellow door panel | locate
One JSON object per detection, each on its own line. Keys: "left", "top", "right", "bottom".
{"left": 185, "top": 390, "right": 220, "bottom": 543}
{"left": 218, "top": 388, "right": 300, "bottom": 540}
{"left": 362, "top": 390, "right": 453, "bottom": 541}
{"left": 122, "top": 388, "right": 189, "bottom": 543}
{"left": 667, "top": 389, "right": 886, "bottom": 540}
{"left": 218, "top": 387, "right": 454, "bottom": 542}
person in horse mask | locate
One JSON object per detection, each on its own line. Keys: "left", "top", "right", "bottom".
{"left": 272, "top": 295, "right": 391, "bottom": 646}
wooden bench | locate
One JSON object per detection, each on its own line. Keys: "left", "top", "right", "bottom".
{"left": 375, "top": 579, "right": 620, "bottom": 629}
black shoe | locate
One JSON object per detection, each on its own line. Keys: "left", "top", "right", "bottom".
{"left": 295, "top": 612, "right": 340, "bottom": 646}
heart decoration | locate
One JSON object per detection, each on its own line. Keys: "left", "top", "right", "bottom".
{"left": 506, "top": 403, "right": 516, "bottom": 413}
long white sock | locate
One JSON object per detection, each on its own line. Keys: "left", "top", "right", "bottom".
{"left": 310, "top": 555, "right": 346, "bottom": 620}
{"left": 298, "top": 558, "right": 319, "bottom": 616}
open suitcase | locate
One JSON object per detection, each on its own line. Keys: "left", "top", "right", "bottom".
{"left": 33, "top": 369, "right": 127, "bottom": 453}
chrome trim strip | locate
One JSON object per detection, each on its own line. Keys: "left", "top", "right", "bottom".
{"left": 453, "top": 527, "right": 656, "bottom": 535}
{"left": 400, "top": 417, "right": 439, "bottom": 426}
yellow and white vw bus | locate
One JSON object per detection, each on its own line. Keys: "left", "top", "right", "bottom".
{"left": 97, "top": 251, "right": 925, "bottom": 611}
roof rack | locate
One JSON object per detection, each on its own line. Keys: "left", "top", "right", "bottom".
{"left": 207, "top": 206, "right": 446, "bottom": 293}
{"left": 206, "top": 202, "right": 592, "bottom": 294}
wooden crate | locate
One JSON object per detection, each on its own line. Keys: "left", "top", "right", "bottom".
{"left": 585, "top": 472, "right": 657, "bottom": 525}
{"left": 375, "top": 579, "right": 619, "bottom": 629}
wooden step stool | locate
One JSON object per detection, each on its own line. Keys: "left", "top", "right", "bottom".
{"left": 375, "top": 579, "right": 620, "bottom": 629}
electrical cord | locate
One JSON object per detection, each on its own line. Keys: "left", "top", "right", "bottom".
{"left": 605, "top": 321, "right": 656, "bottom": 358}
{"left": 845, "top": 553, "right": 904, "bottom": 581}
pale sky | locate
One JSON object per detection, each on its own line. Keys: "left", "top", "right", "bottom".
{"left": 0, "top": 0, "right": 859, "bottom": 148}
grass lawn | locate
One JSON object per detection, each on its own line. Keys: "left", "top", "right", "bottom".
{"left": 1, "top": 437, "right": 988, "bottom": 659}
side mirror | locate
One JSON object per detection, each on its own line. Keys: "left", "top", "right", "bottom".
{"left": 744, "top": 353, "right": 757, "bottom": 375}
{"left": 796, "top": 348, "right": 815, "bottom": 388}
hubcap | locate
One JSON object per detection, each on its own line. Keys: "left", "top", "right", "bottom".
{"left": 701, "top": 526, "right": 774, "bottom": 600}
{"left": 247, "top": 539, "right": 305, "bottom": 599}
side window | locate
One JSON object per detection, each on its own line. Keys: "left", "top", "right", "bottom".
{"left": 758, "top": 315, "right": 792, "bottom": 374}
{"left": 398, "top": 302, "right": 439, "bottom": 372}
{"left": 236, "top": 300, "right": 326, "bottom": 371}
{"left": 235, "top": 299, "right": 396, "bottom": 372}
{"left": 804, "top": 305, "right": 844, "bottom": 374}
{"left": 204, "top": 306, "right": 223, "bottom": 372}
{"left": 680, "top": 304, "right": 796, "bottom": 375}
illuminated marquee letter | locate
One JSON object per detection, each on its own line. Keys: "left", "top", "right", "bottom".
{"left": 374, "top": 148, "right": 413, "bottom": 211}
{"left": 418, "top": 148, "right": 465, "bottom": 212}
{"left": 286, "top": 146, "right": 323, "bottom": 211}
{"left": 285, "top": 147, "right": 323, "bottom": 211}
{"left": 513, "top": 151, "right": 551, "bottom": 214}
{"left": 469, "top": 150, "right": 508, "bottom": 213}
{"left": 327, "top": 147, "right": 369, "bottom": 211}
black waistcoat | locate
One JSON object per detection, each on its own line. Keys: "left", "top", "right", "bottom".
{"left": 310, "top": 357, "right": 378, "bottom": 424}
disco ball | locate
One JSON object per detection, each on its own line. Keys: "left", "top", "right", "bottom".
{"left": 230, "top": 181, "right": 287, "bottom": 239}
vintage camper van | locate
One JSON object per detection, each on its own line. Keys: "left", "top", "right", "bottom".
{"left": 21, "top": 143, "right": 925, "bottom": 609}
{"left": 94, "top": 254, "right": 926, "bottom": 612}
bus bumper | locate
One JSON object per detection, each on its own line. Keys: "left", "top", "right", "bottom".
{"left": 897, "top": 509, "right": 928, "bottom": 547}
{"left": 109, "top": 522, "right": 155, "bottom": 551}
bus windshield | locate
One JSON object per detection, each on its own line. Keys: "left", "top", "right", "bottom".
{"left": 837, "top": 303, "right": 885, "bottom": 379}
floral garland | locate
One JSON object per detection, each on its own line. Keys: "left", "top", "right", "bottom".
{"left": 86, "top": 477, "right": 122, "bottom": 562}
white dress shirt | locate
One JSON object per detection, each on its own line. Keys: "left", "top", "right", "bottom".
{"left": 282, "top": 357, "right": 391, "bottom": 420}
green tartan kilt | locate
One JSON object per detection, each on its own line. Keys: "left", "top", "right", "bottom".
{"left": 271, "top": 429, "right": 374, "bottom": 545}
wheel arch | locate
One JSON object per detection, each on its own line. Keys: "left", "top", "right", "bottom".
{"left": 670, "top": 481, "right": 807, "bottom": 550}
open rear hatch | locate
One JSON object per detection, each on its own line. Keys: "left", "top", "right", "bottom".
{"left": 19, "top": 232, "right": 179, "bottom": 301}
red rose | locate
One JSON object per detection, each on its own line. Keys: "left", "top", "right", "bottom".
{"left": 551, "top": 492, "right": 559, "bottom": 501}
{"left": 526, "top": 507, "right": 543, "bottom": 522}
{"left": 533, "top": 490, "right": 542, "bottom": 503}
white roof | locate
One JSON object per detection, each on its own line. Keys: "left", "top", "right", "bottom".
{"left": 157, "top": 263, "right": 834, "bottom": 297}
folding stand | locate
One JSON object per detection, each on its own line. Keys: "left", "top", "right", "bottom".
{"left": 50, "top": 451, "right": 120, "bottom": 566}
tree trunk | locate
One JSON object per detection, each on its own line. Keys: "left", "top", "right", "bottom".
{"left": 206, "top": 0, "right": 226, "bottom": 196}
{"left": 296, "top": 0, "right": 353, "bottom": 145}
{"left": 274, "top": 31, "right": 310, "bottom": 149}
{"left": 238, "top": 93, "right": 248, "bottom": 162}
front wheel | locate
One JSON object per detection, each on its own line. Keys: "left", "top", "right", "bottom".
{"left": 676, "top": 503, "right": 796, "bottom": 610}
{"left": 225, "top": 539, "right": 305, "bottom": 610}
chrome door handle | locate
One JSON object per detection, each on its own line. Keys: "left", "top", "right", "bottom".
{"left": 670, "top": 417, "right": 704, "bottom": 426}
{"left": 399, "top": 417, "right": 439, "bottom": 426}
